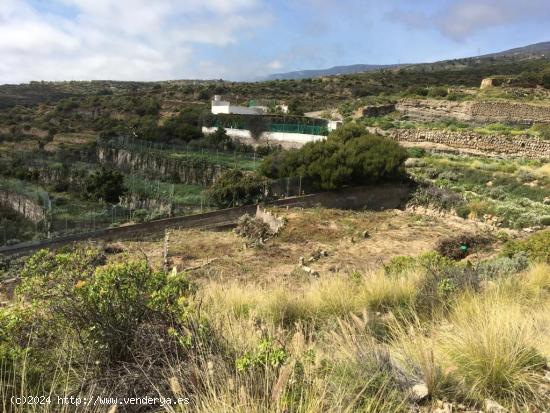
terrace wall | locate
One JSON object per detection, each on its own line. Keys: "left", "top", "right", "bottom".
{"left": 377, "top": 128, "right": 550, "bottom": 159}
{"left": 97, "top": 146, "right": 223, "bottom": 185}
{"left": 396, "top": 99, "right": 550, "bottom": 124}
{"left": 0, "top": 190, "right": 45, "bottom": 223}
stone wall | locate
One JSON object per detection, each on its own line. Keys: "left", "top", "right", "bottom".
{"left": 0, "top": 190, "right": 45, "bottom": 223}
{"left": 98, "top": 146, "right": 223, "bottom": 186}
{"left": 396, "top": 99, "right": 550, "bottom": 124}
{"left": 380, "top": 128, "right": 550, "bottom": 159}
{"left": 356, "top": 104, "right": 396, "bottom": 118}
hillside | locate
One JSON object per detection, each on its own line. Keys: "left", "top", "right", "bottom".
{"left": 0, "top": 36, "right": 550, "bottom": 413}
{"left": 264, "top": 41, "right": 550, "bottom": 80}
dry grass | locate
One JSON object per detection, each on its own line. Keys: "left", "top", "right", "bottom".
{"left": 438, "top": 291, "right": 547, "bottom": 406}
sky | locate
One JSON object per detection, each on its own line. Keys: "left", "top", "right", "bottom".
{"left": 0, "top": 0, "right": 548, "bottom": 84}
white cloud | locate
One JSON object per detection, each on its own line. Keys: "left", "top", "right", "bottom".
{"left": 267, "top": 60, "right": 283, "bottom": 70}
{"left": 387, "top": 0, "right": 550, "bottom": 41}
{"left": 0, "top": 0, "right": 270, "bottom": 83}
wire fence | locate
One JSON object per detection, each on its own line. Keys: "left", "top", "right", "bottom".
{"left": 0, "top": 174, "right": 314, "bottom": 246}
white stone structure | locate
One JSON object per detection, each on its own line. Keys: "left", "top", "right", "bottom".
{"left": 202, "top": 127, "right": 326, "bottom": 149}
{"left": 327, "top": 120, "right": 342, "bottom": 131}
{"left": 211, "top": 95, "right": 267, "bottom": 115}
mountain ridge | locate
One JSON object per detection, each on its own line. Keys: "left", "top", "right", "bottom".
{"left": 264, "top": 41, "right": 550, "bottom": 81}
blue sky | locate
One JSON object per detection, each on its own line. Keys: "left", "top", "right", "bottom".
{"left": 0, "top": 0, "right": 548, "bottom": 83}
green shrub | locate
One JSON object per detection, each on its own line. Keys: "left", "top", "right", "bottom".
{"left": 18, "top": 247, "right": 193, "bottom": 364}
{"left": 384, "top": 256, "right": 416, "bottom": 277}
{"left": 407, "top": 147, "right": 426, "bottom": 158}
{"left": 259, "top": 124, "right": 408, "bottom": 190}
{"left": 502, "top": 230, "right": 550, "bottom": 263}
{"left": 84, "top": 167, "right": 127, "bottom": 204}
{"left": 236, "top": 337, "right": 288, "bottom": 372}
{"left": 207, "top": 169, "right": 268, "bottom": 208}
{"left": 532, "top": 124, "right": 550, "bottom": 140}
{"left": 427, "top": 86, "right": 448, "bottom": 98}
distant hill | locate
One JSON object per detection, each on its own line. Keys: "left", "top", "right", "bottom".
{"left": 264, "top": 41, "right": 550, "bottom": 81}
{"left": 480, "top": 41, "right": 550, "bottom": 58}
{"left": 264, "top": 64, "right": 401, "bottom": 81}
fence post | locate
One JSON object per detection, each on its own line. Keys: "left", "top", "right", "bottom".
{"left": 286, "top": 177, "right": 290, "bottom": 198}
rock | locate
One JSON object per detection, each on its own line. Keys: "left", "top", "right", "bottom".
{"left": 483, "top": 399, "right": 507, "bottom": 413}
{"left": 433, "top": 401, "right": 453, "bottom": 413}
{"left": 405, "top": 158, "right": 425, "bottom": 167}
{"left": 408, "top": 383, "right": 429, "bottom": 402}
{"left": 486, "top": 181, "right": 493, "bottom": 187}
{"left": 362, "top": 230, "right": 370, "bottom": 239}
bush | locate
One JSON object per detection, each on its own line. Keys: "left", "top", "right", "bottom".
{"left": 18, "top": 247, "right": 193, "bottom": 364}
{"left": 84, "top": 167, "right": 127, "bottom": 204}
{"left": 207, "top": 169, "right": 268, "bottom": 208}
{"left": 259, "top": 124, "right": 408, "bottom": 190}
{"left": 427, "top": 86, "right": 448, "bottom": 98}
{"left": 501, "top": 230, "right": 550, "bottom": 263}
{"left": 441, "top": 294, "right": 546, "bottom": 405}
{"left": 436, "top": 234, "right": 493, "bottom": 260}
{"left": 409, "top": 185, "right": 466, "bottom": 212}
{"left": 203, "top": 126, "right": 234, "bottom": 150}
{"left": 407, "top": 147, "right": 426, "bottom": 158}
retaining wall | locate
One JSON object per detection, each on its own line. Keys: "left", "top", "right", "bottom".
{"left": 0, "top": 190, "right": 45, "bottom": 223}
{"left": 396, "top": 99, "right": 550, "bottom": 124}
{"left": 98, "top": 146, "right": 223, "bottom": 185}
{"left": 379, "top": 128, "right": 550, "bottom": 159}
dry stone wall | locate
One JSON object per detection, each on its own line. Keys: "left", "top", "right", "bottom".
{"left": 380, "top": 128, "right": 550, "bottom": 159}
{"left": 98, "top": 146, "right": 223, "bottom": 186}
{"left": 0, "top": 190, "right": 45, "bottom": 223}
{"left": 396, "top": 99, "right": 550, "bottom": 124}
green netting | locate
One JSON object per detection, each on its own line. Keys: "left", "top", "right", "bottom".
{"left": 270, "top": 123, "right": 328, "bottom": 135}
{"left": 212, "top": 115, "right": 329, "bottom": 136}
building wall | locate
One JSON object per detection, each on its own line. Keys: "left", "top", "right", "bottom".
{"left": 202, "top": 127, "right": 326, "bottom": 148}
{"left": 211, "top": 104, "right": 266, "bottom": 115}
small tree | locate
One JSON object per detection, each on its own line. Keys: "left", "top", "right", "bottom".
{"left": 207, "top": 169, "right": 267, "bottom": 208}
{"left": 205, "top": 127, "right": 234, "bottom": 150}
{"left": 248, "top": 116, "right": 268, "bottom": 140}
{"left": 84, "top": 168, "right": 127, "bottom": 204}
{"left": 259, "top": 123, "right": 408, "bottom": 190}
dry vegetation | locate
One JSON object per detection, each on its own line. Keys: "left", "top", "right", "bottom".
{"left": 1, "top": 206, "right": 550, "bottom": 412}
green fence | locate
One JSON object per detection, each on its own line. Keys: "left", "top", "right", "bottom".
{"left": 269, "top": 123, "right": 328, "bottom": 135}
{"left": 210, "top": 114, "right": 329, "bottom": 136}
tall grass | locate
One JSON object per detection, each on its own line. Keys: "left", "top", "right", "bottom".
{"left": 438, "top": 291, "right": 547, "bottom": 406}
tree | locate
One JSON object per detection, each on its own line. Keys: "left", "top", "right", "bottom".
{"left": 287, "top": 99, "right": 304, "bottom": 116}
{"left": 84, "top": 168, "right": 127, "bottom": 204}
{"left": 248, "top": 116, "right": 268, "bottom": 140}
{"left": 205, "top": 127, "right": 234, "bottom": 150}
{"left": 207, "top": 169, "right": 268, "bottom": 208}
{"left": 259, "top": 123, "right": 408, "bottom": 190}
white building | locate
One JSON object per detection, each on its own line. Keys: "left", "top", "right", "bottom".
{"left": 327, "top": 120, "right": 343, "bottom": 132}
{"left": 211, "top": 95, "right": 267, "bottom": 115}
